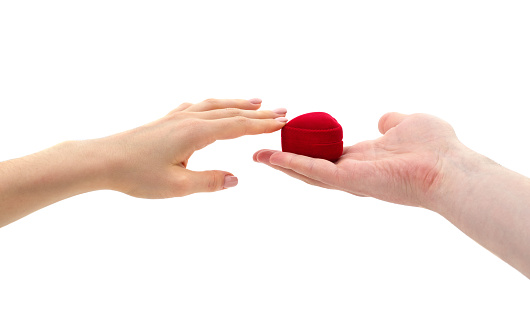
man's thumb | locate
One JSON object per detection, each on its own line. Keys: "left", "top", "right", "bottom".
{"left": 185, "top": 170, "right": 238, "bottom": 194}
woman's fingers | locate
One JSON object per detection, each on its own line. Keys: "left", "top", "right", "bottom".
{"left": 168, "top": 102, "right": 194, "bottom": 114}
{"left": 184, "top": 98, "right": 262, "bottom": 112}
{"left": 378, "top": 112, "right": 409, "bottom": 134}
{"left": 199, "top": 116, "right": 287, "bottom": 141}
{"left": 197, "top": 107, "right": 287, "bottom": 120}
{"left": 169, "top": 98, "right": 261, "bottom": 115}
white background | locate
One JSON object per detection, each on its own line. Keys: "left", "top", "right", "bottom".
{"left": 1, "top": 0, "right": 529, "bottom": 325}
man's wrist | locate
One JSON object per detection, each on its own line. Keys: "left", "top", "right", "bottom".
{"left": 425, "top": 142, "right": 500, "bottom": 219}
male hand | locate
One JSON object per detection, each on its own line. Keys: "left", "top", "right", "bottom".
{"left": 254, "top": 113, "right": 466, "bottom": 209}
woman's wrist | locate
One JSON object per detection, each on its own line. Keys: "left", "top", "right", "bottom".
{"left": 56, "top": 138, "right": 121, "bottom": 194}
{"left": 82, "top": 135, "right": 138, "bottom": 194}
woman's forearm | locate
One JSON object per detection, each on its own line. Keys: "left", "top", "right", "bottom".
{"left": 0, "top": 140, "right": 110, "bottom": 227}
{"left": 431, "top": 145, "right": 530, "bottom": 278}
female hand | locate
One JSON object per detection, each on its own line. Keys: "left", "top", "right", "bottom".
{"left": 0, "top": 98, "right": 288, "bottom": 226}
{"left": 98, "top": 98, "right": 288, "bottom": 198}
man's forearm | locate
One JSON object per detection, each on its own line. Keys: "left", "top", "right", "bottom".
{"left": 431, "top": 146, "right": 530, "bottom": 278}
{"left": 0, "top": 140, "right": 111, "bottom": 227}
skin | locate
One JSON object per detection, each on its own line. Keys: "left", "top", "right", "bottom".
{"left": 0, "top": 98, "right": 287, "bottom": 227}
{"left": 2, "top": 105, "right": 528, "bottom": 278}
{"left": 254, "top": 113, "right": 530, "bottom": 278}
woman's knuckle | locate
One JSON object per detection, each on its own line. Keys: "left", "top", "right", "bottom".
{"left": 207, "top": 176, "right": 221, "bottom": 192}
{"left": 233, "top": 116, "right": 248, "bottom": 124}
{"left": 224, "top": 108, "right": 240, "bottom": 116}
{"left": 232, "top": 116, "right": 251, "bottom": 133}
{"left": 254, "top": 111, "right": 268, "bottom": 119}
{"left": 177, "top": 119, "right": 203, "bottom": 137}
{"left": 204, "top": 98, "right": 218, "bottom": 105}
{"left": 184, "top": 118, "right": 203, "bottom": 129}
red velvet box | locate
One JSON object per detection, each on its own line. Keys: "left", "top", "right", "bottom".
{"left": 281, "top": 112, "right": 343, "bottom": 161}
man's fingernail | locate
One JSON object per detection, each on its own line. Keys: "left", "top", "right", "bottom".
{"left": 275, "top": 117, "right": 288, "bottom": 123}
{"left": 249, "top": 98, "right": 262, "bottom": 104}
{"left": 223, "top": 175, "right": 238, "bottom": 188}
{"left": 272, "top": 108, "right": 287, "bottom": 115}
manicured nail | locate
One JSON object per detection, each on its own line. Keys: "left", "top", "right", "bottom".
{"left": 223, "top": 175, "right": 238, "bottom": 188}
{"left": 272, "top": 108, "right": 287, "bottom": 115}
{"left": 275, "top": 117, "right": 288, "bottom": 123}
{"left": 249, "top": 98, "right": 262, "bottom": 104}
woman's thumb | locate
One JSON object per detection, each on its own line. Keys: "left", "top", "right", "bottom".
{"left": 184, "top": 170, "right": 238, "bottom": 194}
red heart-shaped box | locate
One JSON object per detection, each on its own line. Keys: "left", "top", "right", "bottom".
{"left": 281, "top": 112, "right": 343, "bottom": 161}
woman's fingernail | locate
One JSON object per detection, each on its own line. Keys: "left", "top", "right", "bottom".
{"left": 272, "top": 108, "right": 287, "bottom": 115}
{"left": 223, "top": 175, "right": 238, "bottom": 188}
{"left": 275, "top": 117, "right": 288, "bottom": 123}
{"left": 249, "top": 98, "right": 262, "bottom": 105}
